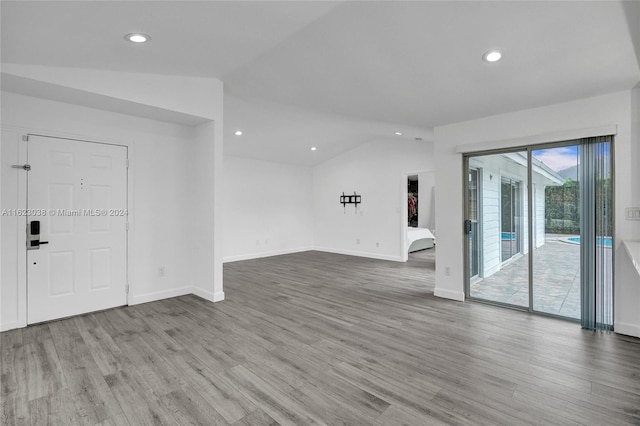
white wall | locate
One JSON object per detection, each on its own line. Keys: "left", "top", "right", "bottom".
{"left": 433, "top": 90, "right": 640, "bottom": 337}
{"left": 223, "top": 156, "right": 313, "bottom": 262}
{"left": 191, "top": 122, "right": 225, "bottom": 302}
{"left": 1, "top": 64, "right": 222, "bottom": 122}
{"left": 1, "top": 129, "right": 26, "bottom": 331}
{"left": 618, "top": 85, "right": 640, "bottom": 337}
{"left": 1, "top": 65, "right": 224, "bottom": 331}
{"left": 417, "top": 171, "right": 435, "bottom": 230}
{"left": 632, "top": 86, "right": 640, "bottom": 208}
{"left": 469, "top": 153, "right": 554, "bottom": 277}
{"left": 313, "top": 139, "right": 434, "bottom": 261}
{"left": 0, "top": 93, "right": 200, "bottom": 329}
{"left": 2, "top": 64, "right": 225, "bottom": 309}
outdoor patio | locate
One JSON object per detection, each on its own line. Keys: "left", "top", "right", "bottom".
{"left": 470, "top": 235, "right": 582, "bottom": 319}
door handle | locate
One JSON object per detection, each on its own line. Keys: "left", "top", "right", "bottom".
{"left": 29, "top": 241, "right": 49, "bottom": 248}
{"left": 27, "top": 220, "right": 46, "bottom": 250}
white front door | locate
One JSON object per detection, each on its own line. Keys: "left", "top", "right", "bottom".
{"left": 27, "top": 135, "right": 128, "bottom": 324}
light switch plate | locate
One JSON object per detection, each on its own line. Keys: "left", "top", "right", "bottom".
{"left": 626, "top": 207, "right": 640, "bottom": 220}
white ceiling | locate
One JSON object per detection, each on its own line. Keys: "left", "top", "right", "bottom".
{"left": 224, "top": 0, "right": 640, "bottom": 127}
{"left": 2, "top": 1, "right": 639, "bottom": 166}
{"left": 0, "top": 1, "right": 342, "bottom": 78}
{"left": 224, "top": 94, "right": 432, "bottom": 166}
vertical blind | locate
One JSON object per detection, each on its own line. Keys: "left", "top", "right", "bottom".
{"left": 579, "top": 136, "right": 614, "bottom": 331}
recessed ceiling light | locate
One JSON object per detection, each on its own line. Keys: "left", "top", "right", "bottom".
{"left": 482, "top": 50, "right": 502, "bottom": 63}
{"left": 234, "top": 130, "right": 243, "bottom": 136}
{"left": 125, "top": 33, "right": 150, "bottom": 43}
{"left": 394, "top": 132, "right": 403, "bottom": 136}
{"left": 310, "top": 147, "right": 317, "bottom": 151}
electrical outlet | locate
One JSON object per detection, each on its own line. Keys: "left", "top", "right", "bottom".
{"left": 444, "top": 266, "right": 451, "bottom": 276}
{"left": 626, "top": 207, "right": 640, "bottom": 220}
{"left": 159, "top": 266, "right": 166, "bottom": 277}
{"left": 376, "top": 242, "right": 379, "bottom": 247}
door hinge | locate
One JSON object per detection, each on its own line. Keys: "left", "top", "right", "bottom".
{"left": 126, "top": 159, "right": 129, "bottom": 169}
{"left": 125, "top": 284, "right": 130, "bottom": 294}
{"left": 126, "top": 222, "right": 129, "bottom": 231}
{"left": 22, "top": 135, "right": 29, "bottom": 142}
{"left": 12, "top": 164, "right": 31, "bottom": 171}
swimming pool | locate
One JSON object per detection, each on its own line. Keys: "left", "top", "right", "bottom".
{"left": 565, "top": 236, "right": 613, "bottom": 247}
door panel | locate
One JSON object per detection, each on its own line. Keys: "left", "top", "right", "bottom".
{"left": 467, "top": 151, "right": 529, "bottom": 308}
{"left": 531, "top": 145, "right": 581, "bottom": 319}
{"left": 27, "top": 135, "right": 127, "bottom": 324}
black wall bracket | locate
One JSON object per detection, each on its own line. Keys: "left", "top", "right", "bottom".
{"left": 340, "top": 192, "right": 361, "bottom": 207}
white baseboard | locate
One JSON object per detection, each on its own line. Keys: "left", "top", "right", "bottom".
{"left": 129, "top": 286, "right": 193, "bottom": 306}
{"left": 223, "top": 247, "right": 313, "bottom": 263}
{"left": 484, "top": 264, "right": 501, "bottom": 278}
{"left": 191, "top": 287, "right": 225, "bottom": 302}
{"left": 434, "top": 287, "right": 466, "bottom": 302}
{"left": 314, "top": 247, "right": 404, "bottom": 262}
{"left": 191, "top": 286, "right": 214, "bottom": 301}
{"left": 614, "top": 321, "right": 640, "bottom": 338}
{"left": 213, "top": 291, "right": 225, "bottom": 302}
{"left": 0, "top": 320, "right": 25, "bottom": 332}
{"left": 224, "top": 246, "right": 405, "bottom": 263}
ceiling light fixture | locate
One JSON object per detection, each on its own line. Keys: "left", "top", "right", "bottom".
{"left": 394, "top": 132, "right": 403, "bottom": 136}
{"left": 482, "top": 50, "right": 502, "bottom": 63}
{"left": 234, "top": 130, "right": 243, "bottom": 136}
{"left": 125, "top": 33, "right": 150, "bottom": 43}
{"left": 310, "top": 147, "right": 317, "bottom": 151}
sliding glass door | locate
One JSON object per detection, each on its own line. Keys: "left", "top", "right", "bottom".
{"left": 464, "top": 137, "right": 614, "bottom": 329}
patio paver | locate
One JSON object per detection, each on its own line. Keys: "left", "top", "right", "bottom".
{"left": 470, "top": 235, "right": 581, "bottom": 319}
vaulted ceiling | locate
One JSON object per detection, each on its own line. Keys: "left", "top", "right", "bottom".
{"left": 2, "top": 1, "right": 639, "bottom": 165}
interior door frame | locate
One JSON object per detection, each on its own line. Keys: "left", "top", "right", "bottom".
{"left": 10, "top": 128, "right": 134, "bottom": 328}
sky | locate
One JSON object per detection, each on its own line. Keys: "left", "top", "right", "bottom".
{"left": 533, "top": 146, "right": 579, "bottom": 172}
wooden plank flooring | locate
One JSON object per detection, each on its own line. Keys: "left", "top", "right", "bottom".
{"left": 2, "top": 249, "right": 640, "bottom": 425}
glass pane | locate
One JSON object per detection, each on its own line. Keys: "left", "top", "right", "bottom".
{"left": 531, "top": 145, "right": 580, "bottom": 319}
{"left": 468, "top": 152, "right": 529, "bottom": 308}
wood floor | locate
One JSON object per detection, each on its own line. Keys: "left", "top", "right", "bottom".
{"left": 2, "top": 249, "right": 640, "bottom": 425}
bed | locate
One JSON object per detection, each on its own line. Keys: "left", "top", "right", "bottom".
{"left": 407, "top": 227, "right": 435, "bottom": 252}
